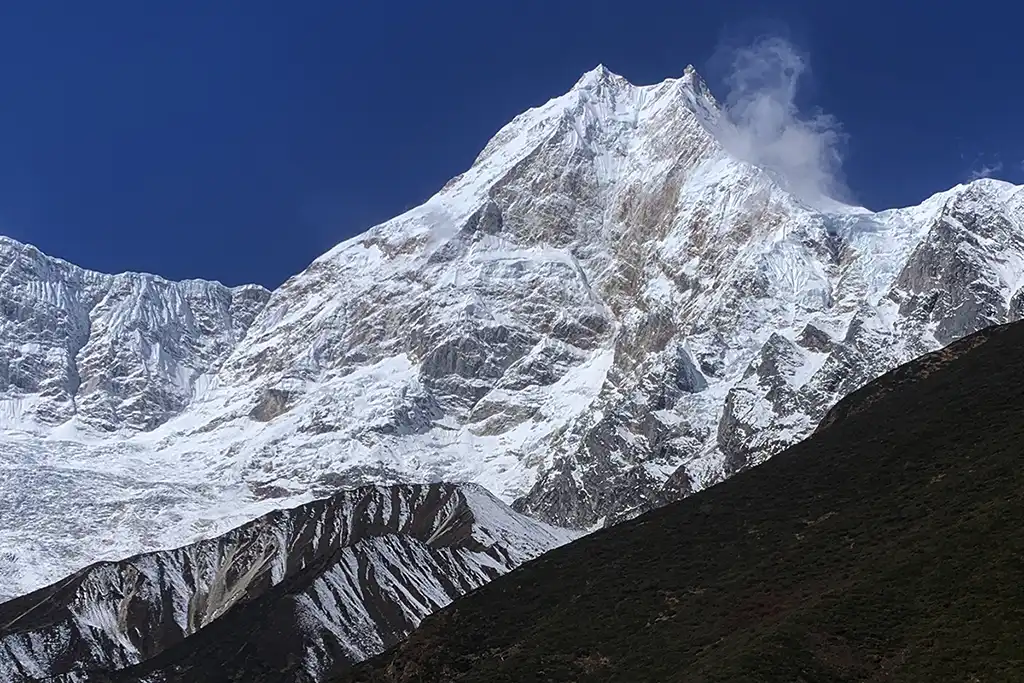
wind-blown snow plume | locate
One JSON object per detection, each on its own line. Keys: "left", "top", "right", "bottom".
{"left": 968, "top": 159, "right": 1003, "bottom": 181}
{"left": 715, "top": 37, "right": 846, "bottom": 204}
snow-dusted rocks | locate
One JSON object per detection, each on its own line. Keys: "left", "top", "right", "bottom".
{"left": 0, "top": 236, "right": 269, "bottom": 432}
{"left": 0, "top": 483, "right": 576, "bottom": 682}
{"left": 2, "top": 64, "right": 1024, "bottom": 604}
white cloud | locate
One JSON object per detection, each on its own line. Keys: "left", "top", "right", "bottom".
{"left": 712, "top": 37, "right": 847, "bottom": 205}
{"left": 968, "top": 160, "right": 1003, "bottom": 181}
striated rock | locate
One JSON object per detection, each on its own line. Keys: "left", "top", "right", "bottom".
{"left": 0, "top": 236, "right": 270, "bottom": 432}
{"left": 249, "top": 388, "right": 295, "bottom": 422}
{"left": 0, "top": 483, "right": 576, "bottom": 682}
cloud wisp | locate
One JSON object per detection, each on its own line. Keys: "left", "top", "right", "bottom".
{"left": 967, "top": 159, "right": 1003, "bottom": 181}
{"left": 713, "top": 37, "right": 848, "bottom": 205}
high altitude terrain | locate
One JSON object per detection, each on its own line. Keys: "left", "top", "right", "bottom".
{"left": 337, "top": 321, "right": 1024, "bottom": 683}
{"left": 0, "top": 484, "right": 574, "bottom": 682}
{"left": 2, "top": 64, "right": 1023, "bottom": 601}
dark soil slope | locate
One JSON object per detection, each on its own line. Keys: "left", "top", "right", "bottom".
{"left": 341, "top": 322, "right": 1024, "bottom": 683}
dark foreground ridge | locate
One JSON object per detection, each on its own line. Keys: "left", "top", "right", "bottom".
{"left": 339, "top": 322, "right": 1024, "bottom": 682}
{"left": 0, "top": 484, "right": 573, "bottom": 682}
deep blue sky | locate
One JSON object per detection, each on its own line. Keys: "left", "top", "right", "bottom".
{"left": 0, "top": 1, "right": 1021, "bottom": 287}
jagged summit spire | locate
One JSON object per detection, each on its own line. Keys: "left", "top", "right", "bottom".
{"left": 680, "top": 64, "right": 713, "bottom": 97}
{"left": 678, "top": 63, "right": 721, "bottom": 120}
{"left": 571, "top": 63, "right": 716, "bottom": 103}
{"left": 572, "top": 64, "right": 631, "bottom": 91}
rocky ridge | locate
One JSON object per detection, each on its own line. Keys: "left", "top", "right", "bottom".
{"left": 0, "top": 483, "right": 574, "bottom": 682}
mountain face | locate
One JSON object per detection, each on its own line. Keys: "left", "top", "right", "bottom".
{"left": 0, "top": 236, "right": 270, "bottom": 432}
{"left": 0, "top": 483, "right": 575, "bottom": 682}
{"left": 340, "top": 322, "right": 1024, "bottom": 683}
{"left": 2, "top": 64, "right": 1024, "bottom": 600}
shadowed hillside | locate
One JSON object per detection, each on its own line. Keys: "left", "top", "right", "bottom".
{"left": 339, "top": 322, "right": 1024, "bottom": 682}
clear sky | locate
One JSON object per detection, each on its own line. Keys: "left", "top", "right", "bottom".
{"left": 0, "top": 1, "right": 1021, "bottom": 288}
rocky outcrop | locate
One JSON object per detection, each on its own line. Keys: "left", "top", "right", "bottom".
{"left": 0, "top": 484, "right": 576, "bottom": 682}
{"left": 0, "top": 236, "right": 269, "bottom": 432}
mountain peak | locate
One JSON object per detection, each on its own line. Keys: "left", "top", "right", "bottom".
{"left": 680, "top": 63, "right": 702, "bottom": 87}
{"left": 679, "top": 63, "right": 720, "bottom": 111}
{"left": 572, "top": 64, "right": 631, "bottom": 91}
{"left": 569, "top": 63, "right": 720, "bottom": 121}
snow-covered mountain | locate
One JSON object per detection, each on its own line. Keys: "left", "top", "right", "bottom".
{"left": 0, "top": 483, "right": 575, "bottom": 682}
{"left": 2, "top": 64, "right": 1023, "bottom": 601}
{"left": 0, "top": 236, "right": 270, "bottom": 432}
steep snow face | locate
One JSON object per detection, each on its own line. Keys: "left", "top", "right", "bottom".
{"left": 130, "top": 65, "right": 743, "bottom": 505}
{"left": 148, "top": 66, "right": 1022, "bottom": 529}
{"left": 0, "top": 236, "right": 270, "bottom": 433}
{"left": 0, "top": 484, "right": 576, "bottom": 682}
{"left": 2, "top": 66, "right": 1024, "bottom": 602}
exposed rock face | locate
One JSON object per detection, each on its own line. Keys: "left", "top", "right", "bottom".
{"left": 0, "top": 484, "right": 576, "bottom": 682}
{"left": 2, "top": 65, "right": 1024, "bottom": 602}
{"left": 0, "top": 236, "right": 269, "bottom": 432}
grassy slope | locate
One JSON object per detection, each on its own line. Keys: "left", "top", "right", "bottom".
{"left": 341, "top": 323, "right": 1024, "bottom": 682}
